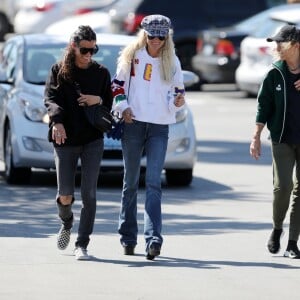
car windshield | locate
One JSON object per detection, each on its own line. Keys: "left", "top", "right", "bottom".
{"left": 251, "top": 18, "right": 288, "bottom": 38}
{"left": 24, "top": 43, "right": 120, "bottom": 84}
{"left": 235, "top": 6, "right": 291, "bottom": 32}
{"left": 234, "top": 10, "right": 273, "bottom": 32}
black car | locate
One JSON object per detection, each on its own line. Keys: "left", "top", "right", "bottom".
{"left": 191, "top": 3, "right": 292, "bottom": 86}
{"left": 109, "top": 0, "right": 285, "bottom": 89}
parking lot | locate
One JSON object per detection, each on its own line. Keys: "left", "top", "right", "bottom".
{"left": 0, "top": 87, "right": 299, "bottom": 300}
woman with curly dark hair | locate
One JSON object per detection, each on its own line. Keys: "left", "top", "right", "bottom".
{"left": 44, "top": 25, "right": 113, "bottom": 260}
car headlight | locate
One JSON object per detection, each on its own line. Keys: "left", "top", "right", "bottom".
{"left": 175, "top": 108, "right": 188, "bottom": 123}
{"left": 21, "top": 99, "right": 48, "bottom": 123}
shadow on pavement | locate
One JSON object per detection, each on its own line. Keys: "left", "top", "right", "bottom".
{"left": 0, "top": 172, "right": 270, "bottom": 238}
{"left": 87, "top": 255, "right": 300, "bottom": 270}
{"left": 197, "top": 140, "right": 272, "bottom": 165}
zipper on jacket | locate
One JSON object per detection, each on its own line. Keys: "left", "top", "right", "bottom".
{"left": 273, "top": 64, "right": 287, "bottom": 143}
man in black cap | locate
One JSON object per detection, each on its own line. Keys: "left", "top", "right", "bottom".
{"left": 250, "top": 24, "right": 300, "bottom": 259}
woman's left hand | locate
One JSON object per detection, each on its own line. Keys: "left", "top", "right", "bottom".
{"left": 78, "top": 94, "right": 102, "bottom": 106}
{"left": 174, "top": 93, "right": 185, "bottom": 107}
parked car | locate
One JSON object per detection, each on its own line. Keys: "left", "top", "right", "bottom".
{"left": 0, "top": 33, "right": 198, "bottom": 186}
{"left": 0, "top": 0, "right": 20, "bottom": 40}
{"left": 108, "top": 0, "right": 285, "bottom": 87}
{"left": 235, "top": 7, "right": 300, "bottom": 96}
{"left": 45, "top": 11, "right": 111, "bottom": 35}
{"left": 191, "top": 3, "right": 291, "bottom": 86}
{"left": 13, "top": 0, "right": 118, "bottom": 34}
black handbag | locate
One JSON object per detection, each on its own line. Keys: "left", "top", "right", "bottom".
{"left": 84, "top": 104, "right": 113, "bottom": 133}
{"left": 74, "top": 81, "right": 113, "bottom": 132}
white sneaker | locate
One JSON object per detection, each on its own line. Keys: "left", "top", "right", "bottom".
{"left": 74, "top": 247, "right": 90, "bottom": 260}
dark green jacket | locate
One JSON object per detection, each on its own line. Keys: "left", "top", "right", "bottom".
{"left": 256, "top": 60, "right": 289, "bottom": 143}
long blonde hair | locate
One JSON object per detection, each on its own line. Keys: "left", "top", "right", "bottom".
{"left": 117, "top": 29, "right": 176, "bottom": 82}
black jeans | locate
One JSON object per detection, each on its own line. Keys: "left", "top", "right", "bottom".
{"left": 54, "top": 138, "right": 103, "bottom": 248}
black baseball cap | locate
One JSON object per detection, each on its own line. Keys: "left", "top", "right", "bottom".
{"left": 266, "top": 25, "right": 300, "bottom": 43}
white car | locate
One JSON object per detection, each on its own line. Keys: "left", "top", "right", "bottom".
{"left": 0, "top": 33, "right": 198, "bottom": 186}
{"left": 235, "top": 6, "right": 300, "bottom": 96}
{"left": 45, "top": 11, "right": 111, "bottom": 35}
{"left": 13, "top": 0, "right": 117, "bottom": 34}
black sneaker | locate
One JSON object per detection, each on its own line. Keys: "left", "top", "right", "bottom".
{"left": 57, "top": 226, "right": 71, "bottom": 250}
{"left": 146, "top": 243, "right": 161, "bottom": 260}
{"left": 284, "top": 240, "right": 300, "bottom": 259}
{"left": 123, "top": 245, "right": 135, "bottom": 255}
{"left": 267, "top": 229, "right": 283, "bottom": 254}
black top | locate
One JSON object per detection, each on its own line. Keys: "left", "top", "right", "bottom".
{"left": 281, "top": 71, "right": 300, "bottom": 144}
{"left": 44, "top": 61, "right": 113, "bottom": 146}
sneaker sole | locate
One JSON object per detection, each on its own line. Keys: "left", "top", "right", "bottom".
{"left": 283, "top": 250, "right": 300, "bottom": 259}
{"left": 266, "top": 229, "right": 284, "bottom": 254}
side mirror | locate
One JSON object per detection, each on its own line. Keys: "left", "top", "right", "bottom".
{"left": 183, "top": 70, "right": 199, "bottom": 88}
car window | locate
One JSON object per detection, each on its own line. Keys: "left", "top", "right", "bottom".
{"left": 1, "top": 42, "right": 18, "bottom": 81}
{"left": 24, "top": 46, "right": 65, "bottom": 84}
{"left": 23, "top": 43, "right": 123, "bottom": 84}
{"left": 93, "top": 44, "right": 121, "bottom": 75}
{"left": 0, "top": 42, "right": 13, "bottom": 69}
{"left": 235, "top": 9, "right": 275, "bottom": 32}
{"left": 251, "top": 19, "right": 288, "bottom": 38}
{"left": 234, "top": 4, "right": 298, "bottom": 33}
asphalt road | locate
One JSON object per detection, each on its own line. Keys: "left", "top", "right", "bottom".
{"left": 0, "top": 85, "right": 298, "bottom": 300}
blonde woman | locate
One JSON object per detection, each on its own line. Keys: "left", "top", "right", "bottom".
{"left": 111, "top": 14, "right": 185, "bottom": 260}
{"left": 250, "top": 25, "right": 300, "bottom": 258}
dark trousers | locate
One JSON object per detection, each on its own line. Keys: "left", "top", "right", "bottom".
{"left": 272, "top": 142, "right": 300, "bottom": 241}
{"left": 54, "top": 139, "right": 103, "bottom": 248}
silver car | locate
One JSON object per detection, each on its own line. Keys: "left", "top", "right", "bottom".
{"left": 235, "top": 4, "right": 300, "bottom": 96}
{"left": 0, "top": 33, "right": 197, "bottom": 186}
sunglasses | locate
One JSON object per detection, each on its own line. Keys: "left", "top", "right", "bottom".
{"left": 78, "top": 45, "right": 99, "bottom": 55}
{"left": 147, "top": 36, "right": 166, "bottom": 41}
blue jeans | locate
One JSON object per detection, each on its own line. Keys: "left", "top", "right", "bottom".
{"left": 54, "top": 138, "right": 103, "bottom": 249}
{"left": 119, "top": 120, "right": 169, "bottom": 251}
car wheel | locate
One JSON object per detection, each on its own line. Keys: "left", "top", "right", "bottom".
{"left": 4, "top": 125, "right": 31, "bottom": 184}
{"left": 165, "top": 168, "right": 193, "bottom": 186}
